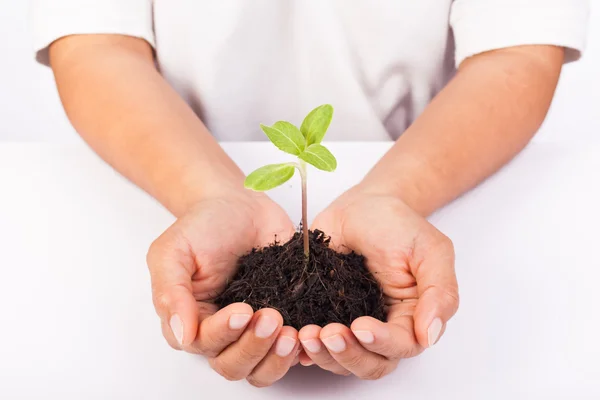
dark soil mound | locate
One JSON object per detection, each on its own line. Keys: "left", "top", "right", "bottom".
{"left": 216, "top": 230, "right": 385, "bottom": 330}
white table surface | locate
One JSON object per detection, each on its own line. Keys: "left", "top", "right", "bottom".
{"left": 1, "top": 141, "right": 599, "bottom": 399}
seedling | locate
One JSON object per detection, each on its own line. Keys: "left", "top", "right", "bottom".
{"left": 219, "top": 105, "right": 384, "bottom": 328}
{"left": 244, "top": 104, "right": 337, "bottom": 257}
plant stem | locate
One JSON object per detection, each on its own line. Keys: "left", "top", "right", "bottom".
{"left": 298, "top": 160, "right": 309, "bottom": 258}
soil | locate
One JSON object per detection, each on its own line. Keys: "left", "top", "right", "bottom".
{"left": 216, "top": 229, "right": 386, "bottom": 330}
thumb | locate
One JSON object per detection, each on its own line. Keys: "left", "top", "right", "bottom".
{"left": 310, "top": 210, "right": 344, "bottom": 252}
{"left": 412, "top": 236, "right": 459, "bottom": 349}
{"left": 147, "top": 233, "right": 199, "bottom": 348}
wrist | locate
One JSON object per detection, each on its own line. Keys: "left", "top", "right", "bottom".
{"left": 356, "top": 155, "right": 440, "bottom": 217}
{"left": 352, "top": 180, "right": 428, "bottom": 216}
{"left": 173, "top": 168, "right": 273, "bottom": 218}
{"left": 164, "top": 162, "right": 246, "bottom": 217}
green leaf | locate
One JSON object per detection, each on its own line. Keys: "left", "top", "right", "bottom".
{"left": 244, "top": 163, "right": 296, "bottom": 191}
{"left": 260, "top": 121, "right": 305, "bottom": 156}
{"left": 300, "top": 104, "right": 334, "bottom": 146}
{"left": 298, "top": 144, "right": 337, "bottom": 172}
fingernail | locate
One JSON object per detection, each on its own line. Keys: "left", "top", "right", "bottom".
{"left": 428, "top": 318, "right": 443, "bottom": 347}
{"left": 352, "top": 330, "right": 375, "bottom": 344}
{"left": 229, "top": 314, "right": 252, "bottom": 330}
{"left": 170, "top": 314, "right": 183, "bottom": 345}
{"left": 301, "top": 339, "right": 322, "bottom": 353}
{"left": 255, "top": 315, "right": 278, "bottom": 338}
{"left": 275, "top": 336, "right": 297, "bottom": 357}
{"left": 300, "top": 359, "right": 315, "bottom": 367}
{"left": 322, "top": 334, "right": 346, "bottom": 353}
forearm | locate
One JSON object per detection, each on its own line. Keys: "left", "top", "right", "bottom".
{"left": 361, "top": 45, "right": 564, "bottom": 216}
{"left": 50, "top": 35, "right": 244, "bottom": 217}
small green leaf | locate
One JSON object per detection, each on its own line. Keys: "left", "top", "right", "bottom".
{"left": 244, "top": 163, "right": 296, "bottom": 191}
{"left": 260, "top": 121, "right": 305, "bottom": 156}
{"left": 300, "top": 104, "right": 334, "bottom": 146}
{"left": 298, "top": 144, "right": 337, "bottom": 172}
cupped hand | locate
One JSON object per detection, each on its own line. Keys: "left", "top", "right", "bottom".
{"left": 146, "top": 189, "right": 300, "bottom": 387}
{"left": 298, "top": 186, "right": 459, "bottom": 379}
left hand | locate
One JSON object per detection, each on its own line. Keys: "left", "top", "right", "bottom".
{"left": 146, "top": 190, "right": 298, "bottom": 387}
{"left": 298, "top": 185, "right": 459, "bottom": 379}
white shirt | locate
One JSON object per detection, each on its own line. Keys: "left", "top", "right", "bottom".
{"left": 32, "top": 0, "right": 590, "bottom": 141}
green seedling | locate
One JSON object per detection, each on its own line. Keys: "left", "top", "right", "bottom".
{"left": 244, "top": 104, "right": 337, "bottom": 257}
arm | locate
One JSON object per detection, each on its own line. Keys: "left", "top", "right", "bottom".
{"left": 361, "top": 45, "right": 564, "bottom": 215}
{"left": 51, "top": 34, "right": 298, "bottom": 387}
{"left": 304, "top": 45, "right": 565, "bottom": 379}
{"left": 49, "top": 34, "right": 244, "bottom": 217}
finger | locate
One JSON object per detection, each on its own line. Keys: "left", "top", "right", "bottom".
{"left": 160, "top": 301, "right": 222, "bottom": 352}
{"left": 299, "top": 351, "right": 314, "bottom": 366}
{"left": 292, "top": 348, "right": 305, "bottom": 366}
{"left": 188, "top": 302, "right": 254, "bottom": 356}
{"left": 147, "top": 229, "right": 200, "bottom": 347}
{"left": 246, "top": 326, "right": 299, "bottom": 387}
{"left": 411, "top": 235, "right": 459, "bottom": 348}
{"left": 161, "top": 320, "right": 182, "bottom": 350}
{"left": 320, "top": 323, "right": 393, "bottom": 380}
{"left": 209, "top": 308, "right": 283, "bottom": 381}
{"left": 350, "top": 301, "right": 424, "bottom": 360}
{"left": 298, "top": 325, "right": 349, "bottom": 375}
{"left": 311, "top": 213, "right": 344, "bottom": 251}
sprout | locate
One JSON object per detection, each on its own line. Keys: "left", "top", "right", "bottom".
{"left": 244, "top": 104, "right": 337, "bottom": 257}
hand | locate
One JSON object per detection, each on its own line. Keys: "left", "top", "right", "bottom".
{"left": 146, "top": 189, "right": 300, "bottom": 387}
{"left": 298, "top": 185, "right": 459, "bottom": 379}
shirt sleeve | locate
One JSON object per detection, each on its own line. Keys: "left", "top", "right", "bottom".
{"left": 450, "top": 0, "right": 590, "bottom": 67}
{"left": 32, "top": 0, "right": 155, "bottom": 66}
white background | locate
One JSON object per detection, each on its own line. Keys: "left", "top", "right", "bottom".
{"left": 0, "top": 0, "right": 598, "bottom": 143}
{"left": 1, "top": 142, "right": 599, "bottom": 399}
{"left": 1, "top": 2, "right": 600, "bottom": 398}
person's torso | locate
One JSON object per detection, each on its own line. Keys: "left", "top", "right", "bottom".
{"left": 153, "top": 0, "right": 455, "bottom": 141}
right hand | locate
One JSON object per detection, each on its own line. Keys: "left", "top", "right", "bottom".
{"left": 299, "top": 186, "right": 459, "bottom": 379}
{"left": 146, "top": 189, "right": 298, "bottom": 387}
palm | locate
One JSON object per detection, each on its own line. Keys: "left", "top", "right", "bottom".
{"left": 313, "top": 192, "right": 443, "bottom": 318}
{"left": 148, "top": 192, "right": 300, "bottom": 382}
{"left": 171, "top": 196, "right": 295, "bottom": 304}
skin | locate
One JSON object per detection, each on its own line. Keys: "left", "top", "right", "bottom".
{"left": 49, "top": 34, "right": 564, "bottom": 385}
{"left": 299, "top": 45, "right": 565, "bottom": 378}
